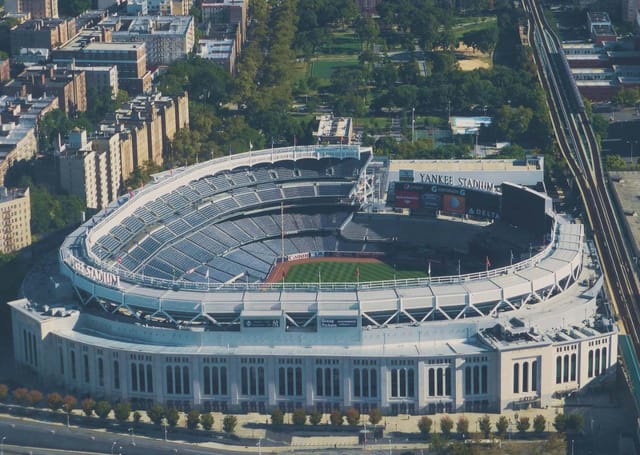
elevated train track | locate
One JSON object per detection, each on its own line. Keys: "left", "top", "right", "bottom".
{"left": 524, "top": 0, "right": 640, "bottom": 358}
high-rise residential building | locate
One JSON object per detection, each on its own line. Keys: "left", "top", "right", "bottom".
{"left": 3, "top": 64, "right": 87, "bottom": 114}
{"left": 202, "top": 0, "right": 247, "bottom": 44}
{"left": 52, "top": 31, "right": 151, "bottom": 94}
{"left": 99, "top": 15, "right": 195, "bottom": 66}
{"left": 9, "top": 17, "right": 76, "bottom": 56}
{"left": 0, "top": 186, "right": 31, "bottom": 254}
{"left": 58, "top": 129, "right": 122, "bottom": 211}
{"left": 5, "top": 0, "right": 58, "bottom": 18}
{"left": 0, "top": 94, "right": 59, "bottom": 185}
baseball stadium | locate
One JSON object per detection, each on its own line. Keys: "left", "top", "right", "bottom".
{"left": 10, "top": 145, "right": 617, "bottom": 415}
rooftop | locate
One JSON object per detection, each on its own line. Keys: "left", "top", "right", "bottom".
{"left": 388, "top": 156, "right": 544, "bottom": 173}
{"left": 101, "top": 15, "right": 193, "bottom": 36}
{"left": 0, "top": 186, "right": 29, "bottom": 203}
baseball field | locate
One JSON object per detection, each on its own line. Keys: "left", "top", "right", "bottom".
{"left": 283, "top": 260, "right": 427, "bottom": 283}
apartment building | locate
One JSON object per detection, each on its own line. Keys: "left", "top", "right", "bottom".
{"left": 0, "top": 186, "right": 31, "bottom": 254}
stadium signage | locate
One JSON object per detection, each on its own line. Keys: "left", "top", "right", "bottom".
{"left": 68, "top": 256, "right": 121, "bottom": 288}
{"left": 416, "top": 173, "right": 496, "bottom": 192}
{"left": 321, "top": 318, "right": 358, "bottom": 328}
{"left": 243, "top": 319, "right": 280, "bottom": 328}
{"left": 287, "top": 252, "right": 310, "bottom": 261}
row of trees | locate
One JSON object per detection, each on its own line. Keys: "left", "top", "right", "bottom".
{"left": 417, "top": 412, "right": 582, "bottom": 439}
{"left": 270, "top": 406, "right": 382, "bottom": 427}
{"left": 0, "top": 385, "right": 237, "bottom": 434}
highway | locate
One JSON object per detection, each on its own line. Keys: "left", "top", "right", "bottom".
{"left": 523, "top": 0, "right": 640, "bottom": 359}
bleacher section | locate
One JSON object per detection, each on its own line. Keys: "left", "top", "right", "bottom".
{"left": 90, "top": 154, "right": 371, "bottom": 283}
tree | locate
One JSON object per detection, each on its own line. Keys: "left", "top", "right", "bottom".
{"left": 517, "top": 416, "right": 530, "bottom": 434}
{"left": 368, "top": 408, "right": 382, "bottom": 425}
{"left": 0, "top": 384, "right": 7, "bottom": 402}
{"left": 495, "top": 415, "right": 508, "bottom": 438}
{"left": 440, "top": 416, "right": 454, "bottom": 437}
{"left": 114, "top": 402, "right": 131, "bottom": 423}
{"left": 553, "top": 413, "right": 566, "bottom": 433}
{"left": 462, "top": 25, "right": 499, "bottom": 54}
{"left": 187, "top": 409, "right": 201, "bottom": 430}
{"left": 566, "top": 413, "right": 584, "bottom": 433}
{"left": 47, "top": 393, "right": 64, "bottom": 411}
{"left": 418, "top": 416, "right": 433, "bottom": 437}
{"left": 474, "top": 415, "right": 492, "bottom": 438}
{"left": 271, "top": 408, "right": 284, "bottom": 425}
{"left": 330, "top": 410, "right": 344, "bottom": 426}
{"left": 28, "top": 390, "right": 43, "bottom": 407}
{"left": 292, "top": 408, "right": 307, "bottom": 426}
{"left": 346, "top": 407, "right": 360, "bottom": 426}
{"left": 147, "top": 404, "right": 165, "bottom": 426}
{"left": 456, "top": 416, "right": 469, "bottom": 438}
{"left": 166, "top": 408, "right": 180, "bottom": 428}
{"left": 540, "top": 434, "right": 567, "bottom": 455}
{"left": 62, "top": 395, "right": 77, "bottom": 414}
{"left": 533, "top": 415, "right": 546, "bottom": 435}
{"left": 223, "top": 415, "right": 237, "bottom": 434}
{"left": 12, "top": 387, "right": 29, "bottom": 406}
{"left": 309, "top": 408, "right": 323, "bottom": 426}
{"left": 605, "top": 154, "right": 627, "bottom": 170}
{"left": 94, "top": 401, "right": 111, "bottom": 420}
{"left": 200, "top": 412, "right": 214, "bottom": 431}
{"left": 81, "top": 398, "right": 95, "bottom": 417}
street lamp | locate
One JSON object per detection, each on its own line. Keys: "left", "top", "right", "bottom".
{"left": 66, "top": 413, "right": 70, "bottom": 428}
{"left": 1, "top": 436, "right": 6, "bottom": 455}
{"left": 163, "top": 419, "right": 168, "bottom": 441}
{"left": 257, "top": 438, "right": 262, "bottom": 455}
{"left": 387, "top": 436, "right": 392, "bottom": 455}
{"left": 111, "top": 441, "right": 118, "bottom": 455}
{"left": 128, "top": 428, "right": 135, "bottom": 446}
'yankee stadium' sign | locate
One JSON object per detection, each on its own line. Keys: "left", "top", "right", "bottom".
{"left": 69, "top": 256, "right": 121, "bottom": 287}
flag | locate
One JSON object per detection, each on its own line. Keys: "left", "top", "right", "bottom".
{"left": 428, "top": 261, "right": 431, "bottom": 276}
{"left": 249, "top": 140, "right": 253, "bottom": 151}
{"left": 485, "top": 256, "right": 491, "bottom": 270}
{"left": 510, "top": 250, "right": 514, "bottom": 265}
{"left": 205, "top": 269, "right": 210, "bottom": 279}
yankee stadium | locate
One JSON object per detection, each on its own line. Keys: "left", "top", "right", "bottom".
{"left": 9, "top": 145, "right": 617, "bottom": 415}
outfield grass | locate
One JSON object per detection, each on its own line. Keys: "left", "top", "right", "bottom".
{"left": 284, "top": 261, "right": 427, "bottom": 283}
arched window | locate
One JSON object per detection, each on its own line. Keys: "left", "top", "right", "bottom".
{"left": 556, "top": 356, "right": 562, "bottom": 384}
{"left": 278, "top": 367, "right": 286, "bottom": 395}
{"left": 601, "top": 347, "right": 607, "bottom": 375}
{"left": 408, "top": 369, "right": 415, "bottom": 397}
{"left": 166, "top": 365, "right": 173, "bottom": 394}
{"left": 204, "top": 366, "right": 211, "bottom": 395}
{"left": 241, "top": 366, "right": 248, "bottom": 395}
{"left": 399, "top": 369, "right": 406, "bottom": 397}
{"left": 563, "top": 355, "right": 569, "bottom": 383}
{"left": 531, "top": 361, "right": 537, "bottom": 392}
{"left": 362, "top": 368, "right": 369, "bottom": 397}
{"left": 183, "top": 366, "right": 190, "bottom": 394}
{"left": 391, "top": 368, "right": 398, "bottom": 397}
{"left": 588, "top": 350, "right": 593, "bottom": 378}
{"left": 316, "top": 368, "right": 323, "bottom": 395}
{"left": 522, "top": 362, "right": 529, "bottom": 392}
{"left": 595, "top": 349, "right": 601, "bottom": 377}
{"left": 428, "top": 368, "right": 435, "bottom": 397}
{"left": 513, "top": 363, "right": 520, "bottom": 393}
{"left": 295, "top": 367, "right": 302, "bottom": 396}
{"left": 437, "top": 368, "right": 443, "bottom": 396}
{"left": 481, "top": 365, "right": 487, "bottom": 394}
{"left": 220, "top": 366, "right": 227, "bottom": 395}
{"left": 570, "top": 354, "right": 577, "bottom": 381}
{"left": 370, "top": 369, "right": 377, "bottom": 397}
{"left": 473, "top": 366, "right": 480, "bottom": 395}
{"left": 446, "top": 367, "right": 452, "bottom": 395}
{"left": 465, "top": 366, "right": 472, "bottom": 395}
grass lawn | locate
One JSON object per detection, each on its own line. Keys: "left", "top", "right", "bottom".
{"left": 284, "top": 261, "right": 427, "bottom": 283}
{"left": 311, "top": 57, "right": 359, "bottom": 80}
{"left": 452, "top": 16, "right": 497, "bottom": 41}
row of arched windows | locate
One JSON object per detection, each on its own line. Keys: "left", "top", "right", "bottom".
{"left": 279, "top": 367, "right": 303, "bottom": 396}
{"left": 556, "top": 354, "right": 576, "bottom": 384}
{"left": 465, "top": 365, "right": 488, "bottom": 395}
{"left": 587, "top": 348, "right": 607, "bottom": 378}
{"left": 513, "top": 361, "right": 538, "bottom": 394}
{"left": 203, "top": 365, "right": 228, "bottom": 396}
{"left": 353, "top": 368, "right": 377, "bottom": 398}
{"left": 390, "top": 368, "right": 415, "bottom": 398}
{"left": 241, "top": 366, "right": 265, "bottom": 396}
{"left": 166, "top": 365, "right": 190, "bottom": 395}
{"left": 131, "top": 363, "right": 153, "bottom": 393}
{"left": 316, "top": 368, "right": 340, "bottom": 397}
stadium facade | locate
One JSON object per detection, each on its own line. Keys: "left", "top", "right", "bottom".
{"left": 10, "top": 145, "right": 616, "bottom": 415}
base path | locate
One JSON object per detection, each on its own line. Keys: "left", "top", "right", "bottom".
{"left": 265, "top": 256, "right": 383, "bottom": 284}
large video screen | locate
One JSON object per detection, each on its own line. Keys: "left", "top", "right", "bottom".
{"left": 390, "top": 182, "right": 500, "bottom": 220}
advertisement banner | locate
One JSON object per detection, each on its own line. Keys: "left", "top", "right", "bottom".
{"left": 395, "top": 190, "right": 420, "bottom": 209}
{"left": 442, "top": 193, "right": 466, "bottom": 214}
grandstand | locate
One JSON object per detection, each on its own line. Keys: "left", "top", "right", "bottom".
{"left": 9, "top": 145, "right": 617, "bottom": 415}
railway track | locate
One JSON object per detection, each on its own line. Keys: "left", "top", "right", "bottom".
{"left": 524, "top": 0, "right": 640, "bottom": 354}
